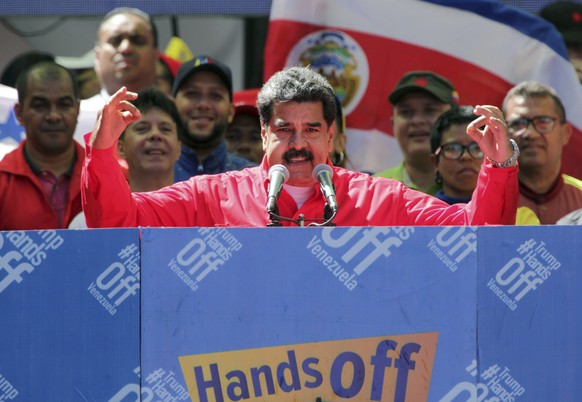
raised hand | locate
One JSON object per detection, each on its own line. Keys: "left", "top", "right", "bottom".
{"left": 467, "top": 105, "right": 515, "bottom": 166}
{"left": 90, "top": 87, "right": 141, "bottom": 149}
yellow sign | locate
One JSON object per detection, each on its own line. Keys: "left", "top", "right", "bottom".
{"left": 179, "top": 332, "right": 438, "bottom": 401}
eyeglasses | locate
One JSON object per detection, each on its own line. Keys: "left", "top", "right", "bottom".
{"left": 435, "top": 142, "right": 483, "bottom": 160}
{"left": 507, "top": 115, "right": 561, "bottom": 135}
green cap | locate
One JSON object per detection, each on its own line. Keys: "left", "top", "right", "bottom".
{"left": 540, "top": 1, "right": 582, "bottom": 47}
{"left": 389, "top": 71, "right": 459, "bottom": 106}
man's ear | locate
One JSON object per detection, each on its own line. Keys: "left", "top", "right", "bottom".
{"left": 14, "top": 103, "right": 24, "bottom": 126}
{"left": 327, "top": 122, "right": 335, "bottom": 153}
{"left": 430, "top": 153, "right": 439, "bottom": 169}
{"left": 562, "top": 123, "right": 572, "bottom": 146}
{"left": 261, "top": 125, "right": 268, "bottom": 151}
{"left": 93, "top": 45, "right": 101, "bottom": 76}
{"left": 117, "top": 138, "right": 126, "bottom": 158}
{"left": 172, "top": 139, "right": 182, "bottom": 163}
{"left": 227, "top": 103, "right": 235, "bottom": 124}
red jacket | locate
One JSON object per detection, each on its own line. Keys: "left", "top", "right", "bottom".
{"left": 0, "top": 141, "right": 85, "bottom": 230}
{"left": 82, "top": 144, "right": 518, "bottom": 228}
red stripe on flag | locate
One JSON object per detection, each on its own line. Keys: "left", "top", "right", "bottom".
{"left": 265, "top": 20, "right": 582, "bottom": 178}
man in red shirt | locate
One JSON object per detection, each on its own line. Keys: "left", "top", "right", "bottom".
{"left": 82, "top": 66, "right": 519, "bottom": 228}
{"left": 502, "top": 81, "right": 582, "bottom": 224}
{"left": 0, "top": 62, "right": 84, "bottom": 229}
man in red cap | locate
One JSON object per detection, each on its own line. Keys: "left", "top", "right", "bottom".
{"left": 156, "top": 54, "right": 181, "bottom": 97}
{"left": 226, "top": 88, "right": 264, "bottom": 164}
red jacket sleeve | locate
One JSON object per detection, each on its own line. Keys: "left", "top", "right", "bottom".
{"left": 81, "top": 139, "right": 207, "bottom": 228}
{"left": 392, "top": 161, "right": 519, "bottom": 226}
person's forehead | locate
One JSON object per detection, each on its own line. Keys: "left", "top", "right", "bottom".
{"left": 126, "top": 109, "right": 178, "bottom": 136}
{"left": 139, "top": 107, "right": 176, "bottom": 123}
{"left": 506, "top": 95, "right": 555, "bottom": 114}
{"left": 100, "top": 13, "right": 152, "bottom": 37}
{"left": 25, "top": 75, "right": 75, "bottom": 100}
{"left": 231, "top": 113, "right": 260, "bottom": 126}
{"left": 180, "top": 71, "right": 228, "bottom": 91}
{"left": 271, "top": 101, "right": 324, "bottom": 119}
{"left": 441, "top": 123, "right": 471, "bottom": 142}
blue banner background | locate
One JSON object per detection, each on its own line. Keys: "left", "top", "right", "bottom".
{"left": 0, "top": 226, "right": 579, "bottom": 401}
{"left": 0, "top": 228, "right": 140, "bottom": 401}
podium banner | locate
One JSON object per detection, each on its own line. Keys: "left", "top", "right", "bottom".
{"left": 140, "top": 226, "right": 478, "bottom": 401}
{"left": 472, "top": 226, "right": 581, "bottom": 402}
{"left": 0, "top": 226, "right": 579, "bottom": 401}
{"left": 0, "top": 228, "right": 140, "bottom": 401}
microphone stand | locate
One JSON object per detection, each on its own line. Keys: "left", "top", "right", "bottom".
{"left": 267, "top": 206, "right": 282, "bottom": 227}
{"left": 307, "top": 204, "right": 336, "bottom": 227}
{"left": 322, "top": 204, "right": 337, "bottom": 226}
{"left": 267, "top": 205, "right": 337, "bottom": 227}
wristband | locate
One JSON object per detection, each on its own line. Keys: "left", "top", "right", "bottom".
{"left": 487, "top": 139, "right": 519, "bottom": 168}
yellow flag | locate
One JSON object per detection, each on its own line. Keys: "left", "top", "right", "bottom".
{"left": 164, "top": 36, "right": 193, "bottom": 63}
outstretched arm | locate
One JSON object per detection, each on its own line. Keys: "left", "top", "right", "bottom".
{"left": 90, "top": 87, "right": 141, "bottom": 149}
{"left": 82, "top": 88, "right": 205, "bottom": 228}
{"left": 83, "top": 87, "right": 141, "bottom": 228}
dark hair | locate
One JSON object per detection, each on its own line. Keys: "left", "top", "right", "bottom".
{"left": 15, "top": 61, "right": 79, "bottom": 103}
{"left": 122, "top": 87, "right": 182, "bottom": 137}
{"left": 97, "top": 7, "right": 158, "bottom": 48}
{"left": 1, "top": 51, "right": 55, "bottom": 88}
{"left": 257, "top": 66, "right": 336, "bottom": 128}
{"left": 333, "top": 94, "right": 344, "bottom": 132}
{"left": 430, "top": 105, "right": 478, "bottom": 154}
{"left": 501, "top": 81, "right": 566, "bottom": 122}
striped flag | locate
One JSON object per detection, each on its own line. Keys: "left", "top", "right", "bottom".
{"left": 264, "top": 0, "right": 582, "bottom": 178}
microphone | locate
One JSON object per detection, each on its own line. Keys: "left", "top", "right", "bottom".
{"left": 266, "top": 164, "right": 290, "bottom": 213}
{"left": 312, "top": 164, "right": 338, "bottom": 213}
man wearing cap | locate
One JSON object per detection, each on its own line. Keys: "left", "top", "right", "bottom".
{"left": 374, "top": 71, "right": 458, "bottom": 195}
{"left": 226, "top": 88, "right": 264, "bottom": 164}
{"left": 172, "top": 55, "right": 256, "bottom": 182}
{"left": 540, "top": 1, "right": 582, "bottom": 84}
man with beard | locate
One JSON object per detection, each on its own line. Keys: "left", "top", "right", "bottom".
{"left": 81, "top": 66, "right": 519, "bottom": 228}
{"left": 502, "top": 81, "right": 582, "bottom": 224}
{"left": 0, "top": 62, "right": 84, "bottom": 229}
{"left": 171, "top": 55, "right": 256, "bottom": 182}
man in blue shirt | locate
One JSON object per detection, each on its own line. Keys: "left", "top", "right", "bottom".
{"left": 172, "top": 55, "right": 256, "bottom": 182}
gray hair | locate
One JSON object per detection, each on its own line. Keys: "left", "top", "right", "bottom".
{"left": 502, "top": 81, "right": 566, "bottom": 122}
{"left": 257, "top": 66, "right": 337, "bottom": 128}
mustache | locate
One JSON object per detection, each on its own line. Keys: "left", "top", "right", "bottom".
{"left": 282, "top": 148, "right": 313, "bottom": 163}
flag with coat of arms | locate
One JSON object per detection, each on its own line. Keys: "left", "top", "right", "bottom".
{"left": 263, "top": 0, "right": 582, "bottom": 178}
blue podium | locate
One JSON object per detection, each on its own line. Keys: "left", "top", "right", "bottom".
{"left": 0, "top": 226, "right": 579, "bottom": 401}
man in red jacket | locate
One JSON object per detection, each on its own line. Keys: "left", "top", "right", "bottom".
{"left": 0, "top": 61, "right": 84, "bottom": 229}
{"left": 82, "top": 66, "right": 519, "bottom": 228}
